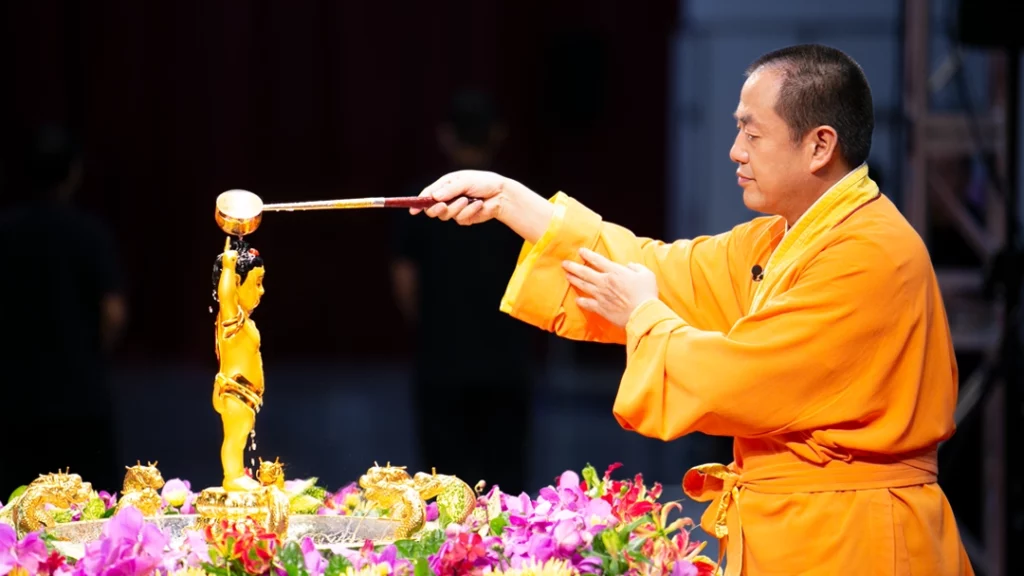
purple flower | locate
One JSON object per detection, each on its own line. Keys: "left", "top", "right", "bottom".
{"left": 552, "top": 520, "right": 582, "bottom": 553}
{"left": 335, "top": 540, "right": 413, "bottom": 574}
{"left": 425, "top": 502, "right": 439, "bottom": 522}
{"left": 1, "top": 523, "right": 50, "bottom": 574}
{"left": 300, "top": 537, "right": 327, "bottom": 574}
{"left": 72, "top": 506, "right": 180, "bottom": 575}
{"left": 319, "top": 482, "right": 361, "bottom": 516}
{"left": 98, "top": 491, "right": 117, "bottom": 510}
{"left": 160, "top": 479, "right": 192, "bottom": 511}
{"left": 672, "top": 560, "right": 700, "bottom": 576}
{"left": 182, "top": 529, "right": 210, "bottom": 566}
{"left": 497, "top": 470, "right": 617, "bottom": 573}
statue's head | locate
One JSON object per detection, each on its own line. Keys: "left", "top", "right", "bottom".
{"left": 123, "top": 461, "right": 165, "bottom": 492}
{"left": 212, "top": 237, "right": 265, "bottom": 312}
{"left": 36, "top": 469, "right": 93, "bottom": 503}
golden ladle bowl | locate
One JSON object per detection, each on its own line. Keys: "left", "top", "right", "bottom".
{"left": 215, "top": 190, "right": 265, "bottom": 236}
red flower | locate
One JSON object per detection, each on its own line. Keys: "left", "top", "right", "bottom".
{"left": 203, "top": 516, "right": 280, "bottom": 573}
{"left": 602, "top": 462, "right": 624, "bottom": 484}
{"left": 40, "top": 551, "right": 66, "bottom": 573}
{"left": 434, "top": 532, "right": 494, "bottom": 575}
{"left": 693, "top": 557, "right": 720, "bottom": 576}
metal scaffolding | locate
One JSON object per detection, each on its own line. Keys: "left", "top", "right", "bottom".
{"left": 903, "top": 1, "right": 1018, "bottom": 575}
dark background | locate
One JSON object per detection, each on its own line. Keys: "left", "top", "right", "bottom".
{"left": 1, "top": 0, "right": 674, "bottom": 364}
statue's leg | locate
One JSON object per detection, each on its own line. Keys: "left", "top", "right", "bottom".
{"left": 220, "top": 395, "right": 260, "bottom": 491}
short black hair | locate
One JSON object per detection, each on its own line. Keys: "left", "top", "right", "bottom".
{"left": 446, "top": 88, "right": 498, "bottom": 147}
{"left": 745, "top": 44, "right": 874, "bottom": 168}
{"left": 212, "top": 237, "right": 265, "bottom": 302}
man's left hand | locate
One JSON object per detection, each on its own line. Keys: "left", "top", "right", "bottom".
{"left": 562, "top": 248, "right": 659, "bottom": 327}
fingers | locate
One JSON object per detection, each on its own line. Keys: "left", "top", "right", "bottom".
{"left": 418, "top": 171, "right": 470, "bottom": 207}
{"left": 578, "top": 248, "right": 614, "bottom": 272}
{"left": 565, "top": 270, "right": 599, "bottom": 295}
{"left": 562, "top": 260, "right": 603, "bottom": 285}
{"left": 423, "top": 197, "right": 475, "bottom": 221}
{"left": 576, "top": 297, "right": 599, "bottom": 313}
{"left": 454, "top": 199, "right": 485, "bottom": 225}
{"left": 411, "top": 174, "right": 457, "bottom": 215}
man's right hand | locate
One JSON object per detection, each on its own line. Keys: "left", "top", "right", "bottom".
{"left": 412, "top": 170, "right": 508, "bottom": 225}
{"left": 413, "top": 170, "right": 555, "bottom": 244}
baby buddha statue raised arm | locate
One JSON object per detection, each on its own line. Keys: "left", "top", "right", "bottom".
{"left": 212, "top": 237, "right": 266, "bottom": 492}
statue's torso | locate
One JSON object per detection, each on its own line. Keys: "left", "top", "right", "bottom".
{"left": 217, "top": 312, "right": 264, "bottom": 394}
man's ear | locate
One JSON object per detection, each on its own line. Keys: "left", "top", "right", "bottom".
{"left": 807, "top": 125, "right": 839, "bottom": 172}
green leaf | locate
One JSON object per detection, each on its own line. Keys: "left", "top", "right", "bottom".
{"left": 625, "top": 535, "right": 648, "bottom": 553}
{"left": 582, "top": 464, "right": 602, "bottom": 496}
{"left": 618, "top": 512, "right": 651, "bottom": 532}
{"left": 289, "top": 494, "right": 323, "bottom": 515}
{"left": 418, "top": 528, "right": 446, "bottom": 556}
{"left": 51, "top": 509, "right": 73, "bottom": 524}
{"left": 324, "top": 554, "right": 352, "bottom": 576}
{"left": 200, "top": 564, "right": 232, "bottom": 576}
{"left": 600, "top": 529, "right": 620, "bottom": 557}
{"left": 302, "top": 485, "right": 328, "bottom": 501}
{"left": 101, "top": 507, "right": 116, "bottom": 519}
{"left": 277, "top": 541, "right": 310, "bottom": 576}
{"left": 393, "top": 539, "right": 421, "bottom": 559}
{"left": 488, "top": 512, "right": 509, "bottom": 537}
{"left": 6, "top": 485, "right": 27, "bottom": 503}
{"left": 81, "top": 498, "right": 107, "bottom": 520}
{"left": 414, "top": 557, "right": 434, "bottom": 576}
{"left": 39, "top": 531, "right": 59, "bottom": 553}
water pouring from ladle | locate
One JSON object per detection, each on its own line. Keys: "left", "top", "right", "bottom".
{"left": 214, "top": 189, "right": 455, "bottom": 236}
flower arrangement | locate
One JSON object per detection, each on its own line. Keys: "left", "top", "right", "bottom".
{"left": 0, "top": 464, "right": 718, "bottom": 576}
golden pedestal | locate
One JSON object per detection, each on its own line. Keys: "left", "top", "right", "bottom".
{"left": 193, "top": 486, "right": 290, "bottom": 537}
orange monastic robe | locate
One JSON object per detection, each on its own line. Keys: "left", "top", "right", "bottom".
{"left": 499, "top": 165, "right": 973, "bottom": 575}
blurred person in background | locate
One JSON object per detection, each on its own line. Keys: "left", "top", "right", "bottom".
{"left": 0, "top": 125, "right": 126, "bottom": 499}
{"left": 391, "top": 90, "right": 535, "bottom": 495}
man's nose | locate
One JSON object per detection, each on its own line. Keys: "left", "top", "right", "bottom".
{"left": 729, "top": 134, "right": 748, "bottom": 164}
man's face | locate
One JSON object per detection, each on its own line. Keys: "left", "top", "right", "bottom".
{"left": 729, "top": 68, "right": 811, "bottom": 218}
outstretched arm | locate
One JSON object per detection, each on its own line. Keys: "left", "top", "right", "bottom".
{"left": 217, "top": 238, "right": 242, "bottom": 333}
{"left": 497, "top": 192, "right": 769, "bottom": 342}
{"left": 414, "top": 171, "right": 771, "bottom": 340}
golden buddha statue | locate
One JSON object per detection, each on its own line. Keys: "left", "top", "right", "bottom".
{"left": 194, "top": 235, "right": 287, "bottom": 539}
{"left": 212, "top": 236, "right": 266, "bottom": 492}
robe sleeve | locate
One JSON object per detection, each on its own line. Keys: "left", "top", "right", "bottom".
{"left": 613, "top": 237, "right": 912, "bottom": 440}
{"left": 500, "top": 192, "right": 761, "bottom": 342}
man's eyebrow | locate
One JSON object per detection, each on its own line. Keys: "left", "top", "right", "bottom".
{"left": 734, "top": 112, "right": 754, "bottom": 125}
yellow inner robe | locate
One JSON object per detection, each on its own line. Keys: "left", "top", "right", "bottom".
{"left": 499, "top": 165, "right": 973, "bottom": 575}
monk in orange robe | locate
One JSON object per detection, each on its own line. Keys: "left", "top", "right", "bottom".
{"left": 411, "top": 44, "right": 973, "bottom": 575}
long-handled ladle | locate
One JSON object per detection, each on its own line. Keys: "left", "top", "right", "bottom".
{"left": 214, "top": 189, "right": 453, "bottom": 236}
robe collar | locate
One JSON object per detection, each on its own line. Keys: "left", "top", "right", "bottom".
{"left": 749, "top": 163, "right": 879, "bottom": 313}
